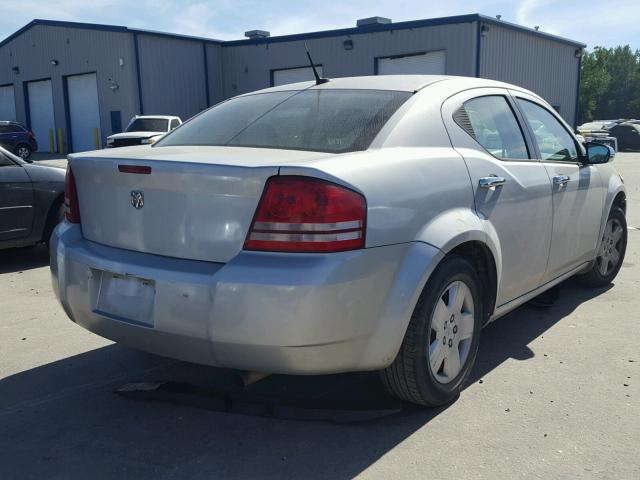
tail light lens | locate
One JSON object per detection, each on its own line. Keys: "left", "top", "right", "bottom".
{"left": 244, "top": 176, "right": 366, "bottom": 253}
{"left": 27, "top": 131, "right": 35, "bottom": 139}
{"left": 64, "top": 166, "right": 81, "bottom": 224}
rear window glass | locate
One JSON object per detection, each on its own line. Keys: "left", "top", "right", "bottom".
{"left": 127, "top": 118, "right": 168, "bottom": 132}
{"left": 155, "top": 89, "right": 412, "bottom": 153}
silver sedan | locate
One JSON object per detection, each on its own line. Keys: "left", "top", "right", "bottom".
{"left": 50, "top": 75, "right": 627, "bottom": 407}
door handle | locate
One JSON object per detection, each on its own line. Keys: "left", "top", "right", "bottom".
{"left": 553, "top": 175, "right": 570, "bottom": 186}
{"left": 479, "top": 176, "right": 507, "bottom": 189}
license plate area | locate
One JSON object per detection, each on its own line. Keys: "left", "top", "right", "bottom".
{"left": 92, "top": 270, "right": 155, "bottom": 327}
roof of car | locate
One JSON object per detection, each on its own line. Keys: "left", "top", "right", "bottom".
{"left": 243, "top": 75, "right": 520, "bottom": 95}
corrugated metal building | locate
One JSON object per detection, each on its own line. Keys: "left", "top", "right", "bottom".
{"left": 0, "top": 14, "right": 585, "bottom": 153}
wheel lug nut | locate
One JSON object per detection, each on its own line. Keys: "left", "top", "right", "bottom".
{"left": 453, "top": 325, "right": 458, "bottom": 334}
{"left": 443, "top": 337, "right": 446, "bottom": 345}
{"left": 448, "top": 339, "right": 453, "bottom": 347}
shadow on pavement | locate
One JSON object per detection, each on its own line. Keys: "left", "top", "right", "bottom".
{"left": 0, "top": 245, "right": 50, "bottom": 274}
{"left": 0, "top": 278, "right": 612, "bottom": 479}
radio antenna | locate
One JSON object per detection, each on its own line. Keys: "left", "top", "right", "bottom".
{"left": 304, "top": 42, "right": 329, "bottom": 85}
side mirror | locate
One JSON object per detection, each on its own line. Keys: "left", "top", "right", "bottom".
{"left": 584, "top": 142, "right": 611, "bottom": 164}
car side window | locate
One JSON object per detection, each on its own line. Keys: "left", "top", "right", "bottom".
{"left": 170, "top": 119, "right": 179, "bottom": 130}
{"left": 516, "top": 99, "right": 578, "bottom": 162}
{"left": 456, "top": 95, "right": 529, "bottom": 160}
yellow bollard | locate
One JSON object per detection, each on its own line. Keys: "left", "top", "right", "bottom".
{"left": 93, "top": 128, "right": 100, "bottom": 150}
{"left": 49, "top": 128, "right": 55, "bottom": 153}
{"left": 57, "top": 128, "right": 64, "bottom": 154}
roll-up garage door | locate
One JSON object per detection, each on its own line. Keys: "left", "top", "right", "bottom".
{"left": 27, "top": 80, "right": 55, "bottom": 152}
{"left": 0, "top": 85, "right": 16, "bottom": 121}
{"left": 273, "top": 66, "right": 323, "bottom": 86}
{"left": 377, "top": 51, "right": 446, "bottom": 75}
{"left": 67, "top": 73, "right": 101, "bottom": 152}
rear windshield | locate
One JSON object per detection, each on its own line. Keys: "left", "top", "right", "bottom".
{"left": 127, "top": 118, "right": 169, "bottom": 132}
{"left": 155, "top": 89, "right": 412, "bottom": 153}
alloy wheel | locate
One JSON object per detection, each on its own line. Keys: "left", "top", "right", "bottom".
{"left": 596, "top": 218, "right": 624, "bottom": 276}
{"left": 17, "top": 146, "right": 30, "bottom": 159}
{"left": 428, "top": 280, "right": 475, "bottom": 383}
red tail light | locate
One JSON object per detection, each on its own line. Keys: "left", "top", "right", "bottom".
{"left": 244, "top": 176, "right": 366, "bottom": 253}
{"left": 64, "top": 166, "right": 81, "bottom": 224}
{"left": 27, "top": 131, "right": 35, "bottom": 139}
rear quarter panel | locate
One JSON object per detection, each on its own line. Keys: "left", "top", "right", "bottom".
{"left": 279, "top": 146, "right": 476, "bottom": 249}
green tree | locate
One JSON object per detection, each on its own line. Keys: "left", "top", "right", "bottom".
{"left": 579, "top": 48, "right": 611, "bottom": 123}
{"left": 579, "top": 45, "right": 640, "bottom": 123}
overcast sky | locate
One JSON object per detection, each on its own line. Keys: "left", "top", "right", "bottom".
{"left": 1, "top": 0, "right": 638, "bottom": 50}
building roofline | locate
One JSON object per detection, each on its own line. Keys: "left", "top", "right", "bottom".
{"left": 222, "top": 14, "right": 480, "bottom": 46}
{"left": 222, "top": 14, "right": 585, "bottom": 48}
{"left": 0, "top": 14, "right": 585, "bottom": 51}
{"left": 476, "top": 15, "right": 585, "bottom": 48}
{"left": 0, "top": 19, "right": 224, "bottom": 49}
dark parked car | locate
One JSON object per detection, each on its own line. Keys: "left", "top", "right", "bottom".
{"left": 0, "top": 145, "right": 64, "bottom": 249}
{"left": 0, "top": 121, "right": 38, "bottom": 159}
{"left": 609, "top": 123, "right": 640, "bottom": 151}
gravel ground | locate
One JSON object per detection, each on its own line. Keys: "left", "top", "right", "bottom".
{"left": 1, "top": 152, "right": 638, "bottom": 480}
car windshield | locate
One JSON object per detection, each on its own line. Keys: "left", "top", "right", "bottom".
{"left": 127, "top": 118, "right": 169, "bottom": 132}
{"left": 155, "top": 89, "right": 412, "bottom": 153}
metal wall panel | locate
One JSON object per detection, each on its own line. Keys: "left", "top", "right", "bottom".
{"left": 0, "top": 85, "right": 17, "bottom": 120}
{"left": 221, "top": 23, "right": 476, "bottom": 98}
{"left": 137, "top": 34, "right": 208, "bottom": 121}
{"left": 479, "top": 23, "right": 580, "bottom": 125}
{"left": 205, "top": 43, "right": 224, "bottom": 106}
{"left": 0, "top": 25, "right": 138, "bottom": 150}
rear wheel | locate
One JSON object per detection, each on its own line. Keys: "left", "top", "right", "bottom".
{"left": 577, "top": 207, "right": 627, "bottom": 287}
{"left": 15, "top": 144, "right": 32, "bottom": 160}
{"left": 380, "top": 255, "right": 483, "bottom": 407}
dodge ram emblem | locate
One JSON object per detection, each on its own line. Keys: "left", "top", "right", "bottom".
{"left": 130, "top": 190, "right": 144, "bottom": 209}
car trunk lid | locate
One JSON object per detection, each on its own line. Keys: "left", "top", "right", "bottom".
{"left": 70, "top": 146, "right": 330, "bottom": 263}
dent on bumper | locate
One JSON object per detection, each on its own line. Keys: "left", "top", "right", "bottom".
{"left": 51, "top": 223, "right": 443, "bottom": 374}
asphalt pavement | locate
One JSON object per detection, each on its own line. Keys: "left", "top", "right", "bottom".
{"left": 1, "top": 152, "right": 639, "bottom": 480}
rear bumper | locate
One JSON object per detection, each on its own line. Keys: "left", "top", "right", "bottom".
{"left": 51, "top": 223, "right": 442, "bottom": 374}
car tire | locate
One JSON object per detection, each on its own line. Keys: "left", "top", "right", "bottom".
{"left": 15, "top": 144, "right": 32, "bottom": 160}
{"left": 576, "top": 207, "right": 627, "bottom": 288}
{"left": 380, "top": 255, "right": 483, "bottom": 407}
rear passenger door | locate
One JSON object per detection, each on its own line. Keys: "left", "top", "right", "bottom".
{"left": 512, "top": 93, "right": 605, "bottom": 282}
{"left": 442, "top": 89, "right": 553, "bottom": 307}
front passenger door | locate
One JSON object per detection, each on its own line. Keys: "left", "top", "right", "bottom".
{"left": 514, "top": 94, "right": 605, "bottom": 282}
{"left": 0, "top": 152, "right": 35, "bottom": 241}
